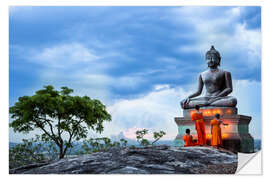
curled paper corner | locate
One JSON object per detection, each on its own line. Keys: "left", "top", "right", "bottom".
{"left": 236, "top": 151, "right": 262, "bottom": 174}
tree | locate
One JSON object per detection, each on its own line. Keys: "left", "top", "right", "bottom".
{"left": 10, "top": 85, "right": 111, "bottom": 159}
{"left": 120, "top": 138, "right": 128, "bottom": 147}
{"left": 136, "top": 129, "right": 150, "bottom": 147}
{"left": 152, "top": 130, "right": 166, "bottom": 145}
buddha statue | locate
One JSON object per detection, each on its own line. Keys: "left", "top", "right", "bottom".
{"left": 181, "top": 46, "right": 237, "bottom": 109}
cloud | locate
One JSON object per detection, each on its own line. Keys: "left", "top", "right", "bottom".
{"left": 122, "top": 127, "right": 153, "bottom": 140}
{"left": 232, "top": 79, "right": 261, "bottom": 114}
{"left": 101, "top": 79, "right": 261, "bottom": 141}
{"left": 232, "top": 80, "right": 261, "bottom": 139}
{"left": 10, "top": 41, "right": 147, "bottom": 104}
{"left": 103, "top": 85, "right": 192, "bottom": 140}
{"left": 170, "top": 6, "right": 261, "bottom": 78}
{"left": 9, "top": 79, "right": 261, "bottom": 143}
{"left": 30, "top": 43, "right": 99, "bottom": 68}
{"left": 9, "top": 7, "right": 261, "bottom": 142}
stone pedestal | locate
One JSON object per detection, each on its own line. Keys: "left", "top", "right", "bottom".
{"left": 174, "top": 107, "right": 254, "bottom": 153}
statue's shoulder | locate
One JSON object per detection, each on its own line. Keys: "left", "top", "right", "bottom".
{"left": 200, "top": 70, "right": 209, "bottom": 77}
{"left": 219, "top": 69, "right": 231, "bottom": 75}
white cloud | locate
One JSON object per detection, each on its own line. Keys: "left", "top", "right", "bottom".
{"left": 232, "top": 79, "right": 261, "bottom": 114}
{"left": 171, "top": 7, "right": 261, "bottom": 69}
{"left": 9, "top": 79, "right": 261, "bottom": 142}
{"left": 232, "top": 79, "right": 261, "bottom": 139}
{"left": 115, "top": 76, "right": 145, "bottom": 89}
{"left": 31, "top": 43, "right": 99, "bottom": 68}
{"left": 102, "top": 85, "right": 192, "bottom": 140}
{"left": 234, "top": 23, "right": 261, "bottom": 68}
{"left": 11, "top": 42, "right": 146, "bottom": 105}
{"left": 229, "top": 7, "right": 241, "bottom": 17}
{"left": 100, "top": 79, "right": 261, "bottom": 141}
{"left": 154, "top": 84, "right": 170, "bottom": 91}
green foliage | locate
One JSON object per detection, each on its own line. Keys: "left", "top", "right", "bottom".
{"left": 152, "top": 130, "right": 166, "bottom": 145}
{"left": 141, "top": 139, "right": 150, "bottom": 146}
{"left": 120, "top": 138, "right": 128, "bottom": 147}
{"left": 9, "top": 135, "right": 59, "bottom": 169}
{"left": 136, "top": 129, "right": 150, "bottom": 147}
{"left": 81, "top": 137, "right": 128, "bottom": 154}
{"left": 112, "top": 141, "right": 121, "bottom": 147}
{"left": 9, "top": 139, "right": 44, "bottom": 169}
{"left": 135, "top": 129, "right": 166, "bottom": 147}
{"left": 9, "top": 85, "right": 111, "bottom": 159}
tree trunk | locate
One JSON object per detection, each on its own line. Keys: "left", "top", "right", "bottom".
{"left": 59, "top": 152, "right": 65, "bottom": 159}
{"left": 59, "top": 144, "right": 65, "bottom": 159}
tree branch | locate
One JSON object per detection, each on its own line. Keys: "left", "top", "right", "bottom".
{"left": 35, "top": 122, "right": 60, "bottom": 147}
{"left": 63, "top": 119, "right": 83, "bottom": 155}
{"left": 63, "top": 130, "right": 73, "bottom": 156}
{"left": 57, "top": 116, "right": 63, "bottom": 147}
{"left": 37, "top": 117, "right": 58, "bottom": 144}
{"left": 152, "top": 138, "right": 161, "bottom": 145}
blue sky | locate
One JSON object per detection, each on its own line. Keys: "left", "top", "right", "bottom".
{"left": 9, "top": 6, "right": 261, "bottom": 142}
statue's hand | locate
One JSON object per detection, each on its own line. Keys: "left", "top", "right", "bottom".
{"left": 206, "top": 97, "right": 219, "bottom": 105}
{"left": 183, "top": 97, "right": 190, "bottom": 105}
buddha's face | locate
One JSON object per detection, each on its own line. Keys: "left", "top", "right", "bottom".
{"left": 206, "top": 53, "right": 220, "bottom": 68}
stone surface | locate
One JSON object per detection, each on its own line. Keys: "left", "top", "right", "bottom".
{"left": 174, "top": 107, "right": 254, "bottom": 153}
{"left": 10, "top": 146, "right": 237, "bottom": 174}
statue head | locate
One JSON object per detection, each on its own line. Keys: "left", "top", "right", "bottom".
{"left": 205, "top": 46, "right": 221, "bottom": 68}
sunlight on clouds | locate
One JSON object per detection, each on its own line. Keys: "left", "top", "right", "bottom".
{"left": 101, "top": 79, "right": 261, "bottom": 140}
{"left": 121, "top": 126, "right": 178, "bottom": 140}
{"left": 122, "top": 127, "right": 152, "bottom": 140}
{"left": 10, "top": 80, "right": 261, "bottom": 142}
{"left": 104, "top": 86, "right": 192, "bottom": 140}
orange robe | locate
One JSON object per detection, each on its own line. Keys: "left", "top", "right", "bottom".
{"left": 183, "top": 135, "right": 195, "bottom": 147}
{"left": 210, "top": 118, "right": 222, "bottom": 147}
{"left": 191, "top": 112, "right": 206, "bottom": 145}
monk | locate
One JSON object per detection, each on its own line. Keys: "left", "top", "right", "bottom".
{"left": 191, "top": 105, "right": 206, "bottom": 146}
{"left": 210, "top": 113, "right": 228, "bottom": 148}
{"left": 183, "top": 129, "right": 195, "bottom": 147}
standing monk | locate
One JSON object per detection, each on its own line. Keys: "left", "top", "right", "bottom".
{"left": 210, "top": 113, "right": 228, "bottom": 148}
{"left": 191, "top": 105, "right": 206, "bottom": 146}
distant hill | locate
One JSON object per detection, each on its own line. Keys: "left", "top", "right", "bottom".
{"left": 9, "top": 142, "right": 19, "bottom": 149}
{"left": 9, "top": 139, "right": 261, "bottom": 154}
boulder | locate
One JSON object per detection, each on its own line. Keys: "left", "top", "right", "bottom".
{"left": 10, "top": 145, "right": 237, "bottom": 174}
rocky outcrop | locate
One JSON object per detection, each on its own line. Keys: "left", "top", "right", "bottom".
{"left": 10, "top": 145, "right": 237, "bottom": 174}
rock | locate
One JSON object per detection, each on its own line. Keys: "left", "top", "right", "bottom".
{"left": 109, "top": 166, "right": 148, "bottom": 174}
{"left": 10, "top": 146, "right": 238, "bottom": 174}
